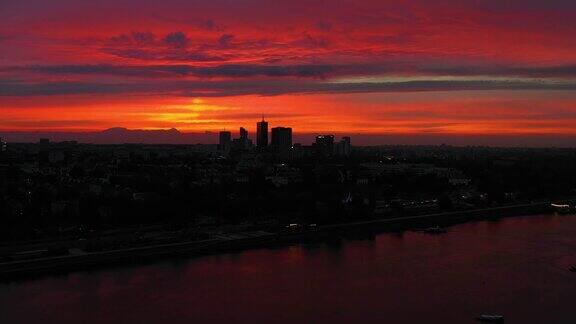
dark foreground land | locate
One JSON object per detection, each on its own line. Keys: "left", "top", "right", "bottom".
{"left": 1, "top": 199, "right": 574, "bottom": 277}
{"left": 1, "top": 142, "right": 576, "bottom": 277}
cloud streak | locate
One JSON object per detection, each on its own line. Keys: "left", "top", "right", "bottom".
{"left": 2, "top": 79, "right": 575, "bottom": 97}
{"left": 6, "top": 62, "right": 576, "bottom": 81}
{"left": 2, "top": 0, "right": 576, "bottom": 142}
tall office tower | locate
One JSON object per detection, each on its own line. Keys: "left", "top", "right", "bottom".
{"left": 256, "top": 118, "right": 268, "bottom": 148}
{"left": 239, "top": 127, "right": 248, "bottom": 141}
{"left": 234, "top": 127, "right": 252, "bottom": 149}
{"left": 219, "top": 131, "right": 232, "bottom": 150}
{"left": 342, "top": 136, "right": 351, "bottom": 155}
{"left": 37, "top": 138, "right": 51, "bottom": 163}
{"left": 314, "top": 135, "right": 335, "bottom": 157}
{"left": 271, "top": 127, "right": 293, "bottom": 151}
{"left": 0, "top": 137, "right": 6, "bottom": 152}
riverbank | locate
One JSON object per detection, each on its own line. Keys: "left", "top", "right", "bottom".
{"left": 1, "top": 199, "right": 574, "bottom": 279}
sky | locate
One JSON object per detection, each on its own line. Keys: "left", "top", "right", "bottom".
{"left": 1, "top": 0, "right": 576, "bottom": 145}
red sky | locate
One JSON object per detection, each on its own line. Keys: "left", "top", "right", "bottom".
{"left": 1, "top": 0, "right": 576, "bottom": 145}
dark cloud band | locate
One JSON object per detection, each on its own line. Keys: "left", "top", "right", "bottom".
{"left": 6, "top": 63, "right": 576, "bottom": 79}
{"left": 1, "top": 79, "right": 575, "bottom": 97}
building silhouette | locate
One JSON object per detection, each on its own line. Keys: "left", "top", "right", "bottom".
{"left": 214, "top": 118, "right": 351, "bottom": 157}
{"left": 271, "top": 127, "right": 292, "bottom": 152}
{"left": 240, "top": 127, "right": 248, "bottom": 141}
{"left": 314, "top": 135, "right": 335, "bottom": 157}
{"left": 219, "top": 131, "right": 232, "bottom": 150}
{"left": 233, "top": 127, "right": 252, "bottom": 150}
{"left": 256, "top": 118, "right": 268, "bottom": 148}
{"left": 38, "top": 138, "right": 50, "bottom": 146}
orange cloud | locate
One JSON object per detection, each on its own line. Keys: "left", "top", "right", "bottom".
{"left": 2, "top": 0, "right": 576, "bottom": 145}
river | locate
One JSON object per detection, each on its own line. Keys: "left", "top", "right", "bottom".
{"left": 2, "top": 214, "right": 576, "bottom": 323}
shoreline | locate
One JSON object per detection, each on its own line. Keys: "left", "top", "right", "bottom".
{"left": 1, "top": 199, "right": 574, "bottom": 279}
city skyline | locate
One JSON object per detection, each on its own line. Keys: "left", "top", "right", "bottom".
{"left": 3, "top": 2, "right": 576, "bottom": 321}
{"left": 218, "top": 118, "right": 349, "bottom": 154}
{"left": 2, "top": 1, "right": 576, "bottom": 146}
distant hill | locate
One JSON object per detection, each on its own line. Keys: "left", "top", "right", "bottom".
{"left": 0, "top": 127, "right": 218, "bottom": 144}
{"left": 1, "top": 128, "right": 575, "bottom": 147}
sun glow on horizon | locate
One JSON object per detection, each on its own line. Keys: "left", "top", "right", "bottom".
{"left": 2, "top": 0, "right": 576, "bottom": 144}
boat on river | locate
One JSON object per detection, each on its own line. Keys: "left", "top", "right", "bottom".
{"left": 551, "top": 203, "right": 572, "bottom": 214}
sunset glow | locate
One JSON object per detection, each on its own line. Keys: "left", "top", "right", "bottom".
{"left": 2, "top": 0, "right": 576, "bottom": 145}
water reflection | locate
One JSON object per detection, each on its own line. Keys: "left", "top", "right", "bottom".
{"left": 2, "top": 214, "right": 576, "bottom": 324}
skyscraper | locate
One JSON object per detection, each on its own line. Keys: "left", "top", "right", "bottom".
{"left": 239, "top": 127, "right": 248, "bottom": 141}
{"left": 342, "top": 136, "right": 351, "bottom": 155}
{"left": 256, "top": 118, "right": 268, "bottom": 148}
{"left": 271, "top": 127, "right": 292, "bottom": 151}
{"left": 233, "top": 127, "right": 252, "bottom": 149}
{"left": 219, "top": 131, "right": 232, "bottom": 150}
